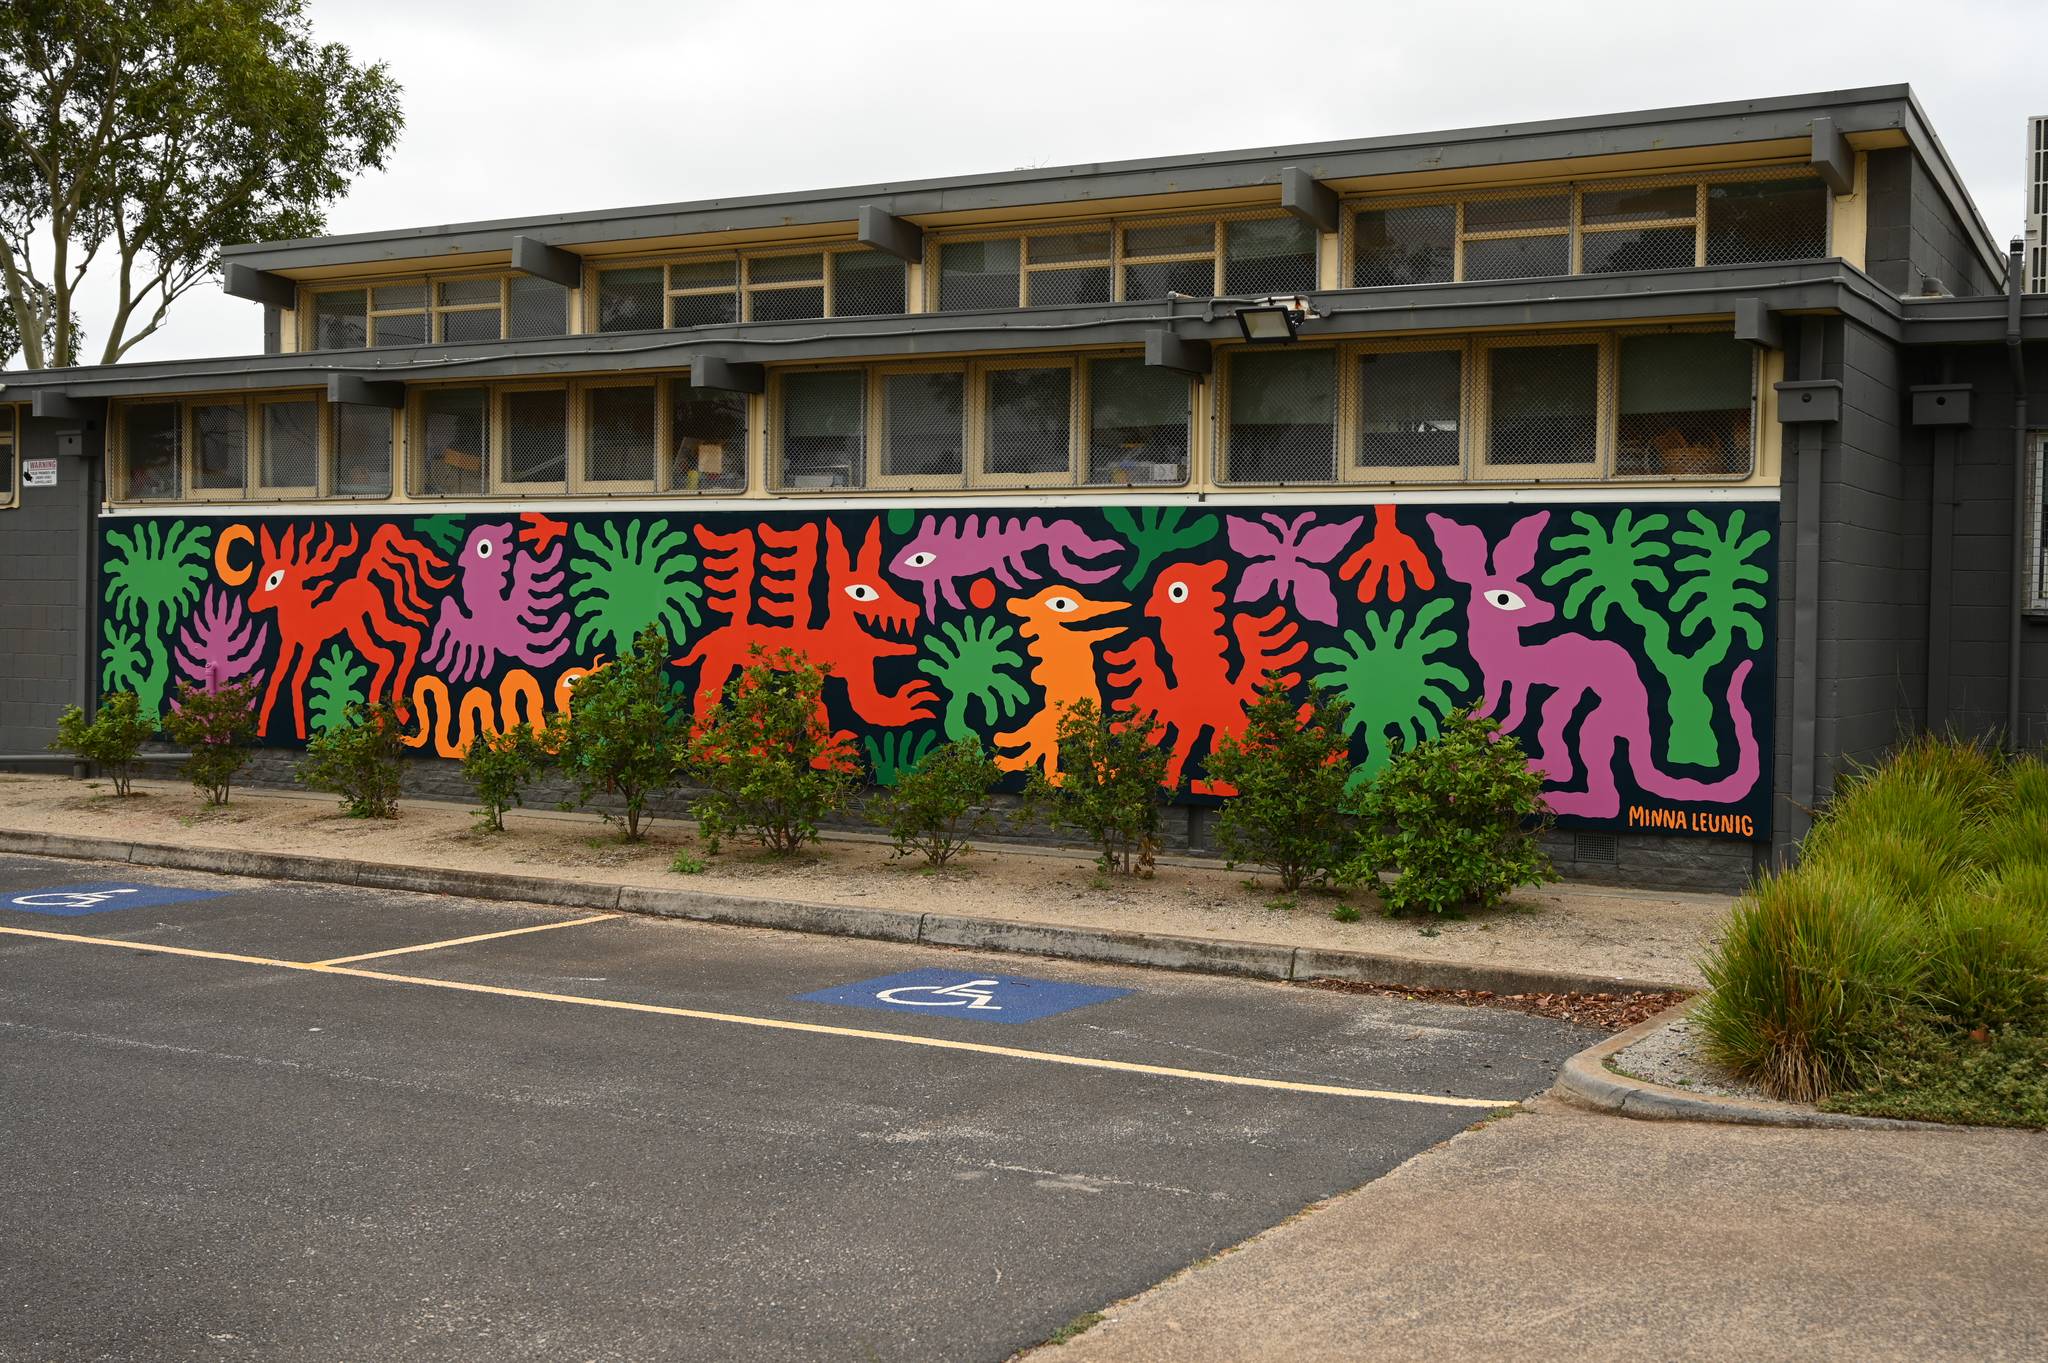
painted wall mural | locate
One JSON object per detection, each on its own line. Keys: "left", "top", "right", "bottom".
{"left": 97, "top": 498, "right": 1778, "bottom": 837}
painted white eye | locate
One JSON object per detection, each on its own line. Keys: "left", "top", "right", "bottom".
{"left": 902, "top": 551, "right": 935, "bottom": 569}
{"left": 845, "top": 584, "right": 880, "bottom": 601}
{"left": 1485, "top": 589, "right": 1526, "bottom": 611}
{"left": 1047, "top": 595, "right": 1077, "bottom": 613}
{"left": 561, "top": 671, "right": 585, "bottom": 688}
{"left": 1166, "top": 581, "right": 1190, "bottom": 603}
{"left": 476, "top": 539, "right": 494, "bottom": 559}
{"left": 263, "top": 569, "right": 286, "bottom": 592}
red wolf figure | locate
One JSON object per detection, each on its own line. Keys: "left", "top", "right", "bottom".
{"left": 246, "top": 522, "right": 453, "bottom": 739}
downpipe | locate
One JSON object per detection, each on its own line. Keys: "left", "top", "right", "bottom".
{"left": 2008, "top": 240, "right": 2028, "bottom": 751}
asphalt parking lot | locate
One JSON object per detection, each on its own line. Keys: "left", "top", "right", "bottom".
{"left": 0, "top": 851, "right": 1599, "bottom": 1363}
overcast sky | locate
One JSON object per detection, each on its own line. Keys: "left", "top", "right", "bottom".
{"left": 113, "top": 0, "right": 2048, "bottom": 363}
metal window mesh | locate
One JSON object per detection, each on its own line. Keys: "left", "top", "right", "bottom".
{"left": 777, "top": 370, "right": 866, "bottom": 490}
{"left": 1485, "top": 343, "right": 1602, "bottom": 466}
{"left": 596, "top": 267, "right": 664, "bottom": 333}
{"left": 671, "top": 292, "right": 739, "bottom": 327}
{"left": 310, "top": 291, "right": 367, "bottom": 349}
{"left": 937, "top": 239, "right": 1020, "bottom": 311}
{"left": 831, "top": 249, "right": 906, "bottom": 317}
{"left": 370, "top": 309, "right": 428, "bottom": 348}
{"left": 192, "top": 403, "right": 247, "bottom": 491}
{"left": 747, "top": 254, "right": 826, "bottom": 321}
{"left": 1614, "top": 333, "right": 1754, "bottom": 476}
{"left": 668, "top": 382, "right": 747, "bottom": 493}
{"left": 1085, "top": 357, "right": 1188, "bottom": 486}
{"left": 1222, "top": 348, "right": 1336, "bottom": 484}
{"left": 123, "top": 403, "right": 182, "bottom": 499}
{"left": 332, "top": 404, "right": 392, "bottom": 497}
{"left": 881, "top": 370, "right": 966, "bottom": 481}
{"left": 260, "top": 401, "right": 320, "bottom": 489}
{"left": 439, "top": 308, "right": 501, "bottom": 343}
{"left": 501, "top": 389, "right": 567, "bottom": 487}
{"left": 984, "top": 366, "right": 1074, "bottom": 478}
{"left": 748, "top": 286, "right": 826, "bottom": 322}
{"left": 1348, "top": 169, "right": 1827, "bottom": 287}
{"left": 416, "top": 388, "right": 489, "bottom": 496}
{"left": 1223, "top": 216, "right": 1319, "bottom": 295}
{"left": 507, "top": 275, "right": 568, "bottom": 338}
{"left": 585, "top": 385, "right": 658, "bottom": 484}
{"left": 1353, "top": 347, "right": 1462, "bottom": 472}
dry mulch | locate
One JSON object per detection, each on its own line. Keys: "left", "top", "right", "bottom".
{"left": 1299, "top": 978, "right": 1690, "bottom": 1032}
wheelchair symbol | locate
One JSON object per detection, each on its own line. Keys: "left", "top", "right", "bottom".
{"left": 873, "top": 978, "right": 1004, "bottom": 1011}
{"left": 8, "top": 887, "right": 141, "bottom": 910}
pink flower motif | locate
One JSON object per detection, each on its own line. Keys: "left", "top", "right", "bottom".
{"left": 1226, "top": 512, "right": 1363, "bottom": 625}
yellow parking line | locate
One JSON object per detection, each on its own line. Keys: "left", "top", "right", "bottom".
{"left": 0, "top": 923, "right": 1513, "bottom": 1109}
{"left": 313, "top": 913, "right": 620, "bottom": 966}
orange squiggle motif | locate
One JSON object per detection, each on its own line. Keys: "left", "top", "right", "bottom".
{"left": 399, "top": 659, "right": 606, "bottom": 758}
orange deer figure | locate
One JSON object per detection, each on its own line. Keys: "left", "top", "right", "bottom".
{"left": 247, "top": 522, "right": 453, "bottom": 739}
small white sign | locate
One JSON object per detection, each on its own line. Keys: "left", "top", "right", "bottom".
{"left": 23, "top": 457, "right": 56, "bottom": 487}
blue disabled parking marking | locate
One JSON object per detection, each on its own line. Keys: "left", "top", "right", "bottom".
{"left": 1, "top": 882, "right": 227, "bottom": 918}
{"left": 797, "top": 968, "right": 1132, "bottom": 1024}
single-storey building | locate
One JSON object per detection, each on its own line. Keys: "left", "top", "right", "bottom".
{"left": 2, "top": 84, "right": 2043, "bottom": 889}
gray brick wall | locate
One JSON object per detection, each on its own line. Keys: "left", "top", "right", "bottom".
{"left": 0, "top": 415, "right": 95, "bottom": 757}
{"left": 1864, "top": 148, "right": 2002, "bottom": 298}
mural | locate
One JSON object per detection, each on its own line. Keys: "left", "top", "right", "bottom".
{"left": 98, "top": 498, "right": 1779, "bottom": 837}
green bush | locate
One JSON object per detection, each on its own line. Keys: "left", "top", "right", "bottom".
{"left": 683, "top": 646, "right": 857, "bottom": 855}
{"left": 295, "top": 701, "right": 405, "bottom": 818}
{"left": 1342, "top": 710, "right": 1555, "bottom": 917}
{"left": 162, "top": 677, "right": 261, "bottom": 807}
{"left": 1923, "top": 883, "right": 2048, "bottom": 1033}
{"left": 556, "top": 623, "right": 686, "bottom": 841}
{"left": 51, "top": 691, "right": 156, "bottom": 796}
{"left": 1800, "top": 749, "right": 1996, "bottom": 904}
{"left": 1023, "top": 698, "right": 1169, "bottom": 876}
{"left": 1204, "top": 679, "right": 1360, "bottom": 893}
{"left": 461, "top": 722, "right": 548, "bottom": 832}
{"left": 872, "top": 737, "right": 1000, "bottom": 869}
{"left": 1985, "top": 756, "right": 2048, "bottom": 872}
{"left": 1695, "top": 864, "right": 1925, "bottom": 1102}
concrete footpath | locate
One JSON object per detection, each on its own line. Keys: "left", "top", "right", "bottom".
{"left": 1027, "top": 1097, "right": 2048, "bottom": 1362}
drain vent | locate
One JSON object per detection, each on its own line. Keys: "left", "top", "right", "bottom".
{"left": 1574, "top": 832, "right": 1619, "bottom": 867}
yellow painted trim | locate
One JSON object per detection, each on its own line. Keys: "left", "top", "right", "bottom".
{"left": 312, "top": 912, "right": 620, "bottom": 966}
{"left": 1830, "top": 152, "right": 1867, "bottom": 271}
{"left": 0, "top": 923, "right": 1513, "bottom": 1108}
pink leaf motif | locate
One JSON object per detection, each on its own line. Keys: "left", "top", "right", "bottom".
{"left": 1225, "top": 512, "right": 1363, "bottom": 626}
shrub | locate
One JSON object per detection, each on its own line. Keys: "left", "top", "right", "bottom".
{"left": 1694, "top": 864, "right": 1925, "bottom": 1102}
{"left": 1023, "top": 698, "right": 1170, "bottom": 876}
{"left": 1985, "top": 756, "right": 2048, "bottom": 872}
{"left": 51, "top": 691, "right": 157, "bottom": 796}
{"left": 670, "top": 850, "right": 708, "bottom": 875}
{"left": 1205, "top": 679, "right": 1359, "bottom": 893}
{"left": 1343, "top": 710, "right": 1555, "bottom": 916}
{"left": 683, "top": 646, "right": 857, "bottom": 855}
{"left": 872, "top": 737, "right": 1000, "bottom": 869}
{"left": 1923, "top": 879, "right": 2048, "bottom": 1032}
{"left": 1800, "top": 748, "right": 1995, "bottom": 905}
{"left": 462, "top": 723, "right": 548, "bottom": 832}
{"left": 555, "top": 623, "right": 686, "bottom": 840}
{"left": 163, "top": 677, "right": 262, "bottom": 807}
{"left": 295, "top": 701, "right": 405, "bottom": 818}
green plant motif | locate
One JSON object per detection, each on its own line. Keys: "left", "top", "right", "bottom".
{"left": 886, "top": 507, "right": 916, "bottom": 536}
{"left": 410, "top": 515, "right": 468, "bottom": 556}
{"left": 1311, "top": 597, "right": 1470, "bottom": 785}
{"left": 1103, "top": 505, "right": 1219, "bottom": 589}
{"left": 100, "top": 622, "right": 149, "bottom": 695}
{"left": 567, "top": 518, "right": 703, "bottom": 656}
{"left": 307, "top": 644, "right": 369, "bottom": 735}
{"left": 918, "top": 618, "right": 1030, "bottom": 742}
{"left": 1542, "top": 508, "right": 1769, "bottom": 767}
{"left": 863, "top": 730, "right": 938, "bottom": 786}
{"left": 102, "top": 520, "right": 213, "bottom": 717}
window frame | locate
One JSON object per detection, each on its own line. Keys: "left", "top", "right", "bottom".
{"left": 1215, "top": 344, "right": 1342, "bottom": 489}
{"left": 1341, "top": 338, "right": 1472, "bottom": 484}
{"left": 1470, "top": 331, "right": 1613, "bottom": 481}
{"left": 1608, "top": 326, "right": 1760, "bottom": 481}
{"left": 491, "top": 380, "right": 573, "bottom": 496}
{"left": 409, "top": 384, "right": 493, "bottom": 499}
{"left": 588, "top": 242, "right": 906, "bottom": 333}
{"left": 770, "top": 365, "right": 870, "bottom": 492}
{"left": 869, "top": 360, "right": 969, "bottom": 491}
{"left": 302, "top": 270, "right": 575, "bottom": 349}
{"left": 974, "top": 355, "right": 1080, "bottom": 488}
{"left": 326, "top": 402, "right": 397, "bottom": 502}
{"left": 574, "top": 377, "right": 663, "bottom": 494}
{"left": 0, "top": 403, "right": 17, "bottom": 510}
{"left": 1345, "top": 166, "right": 1828, "bottom": 288}
{"left": 1081, "top": 355, "right": 1195, "bottom": 489}
{"left": 927, "top": 210, "right": 1312, "bottom": 311}
{"left": 250, "top": 392, "right": 325, "bottom": 499}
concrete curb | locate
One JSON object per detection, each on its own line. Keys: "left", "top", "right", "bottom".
{"left": 8, "top": 828, "right": 1685, "bottom": 999}
{"left": 1549, "top": 999, "right": 1963, "bottom": 1131}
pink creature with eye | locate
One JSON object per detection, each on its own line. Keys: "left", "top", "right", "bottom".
{"left": 424, "top": 520, "right": 570, "bottom": 685}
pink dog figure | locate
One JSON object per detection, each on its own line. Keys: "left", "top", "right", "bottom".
{"left": 1425, "top": 510, "right": 1760, "bottom": 819}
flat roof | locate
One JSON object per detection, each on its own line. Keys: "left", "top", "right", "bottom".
{"left": 218, "top": 85, "right": 2005, "bottom": 285}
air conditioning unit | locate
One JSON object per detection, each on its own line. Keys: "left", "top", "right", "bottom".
{"left": 2029, "top": 115, "right": 2048, "bottom": 292}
